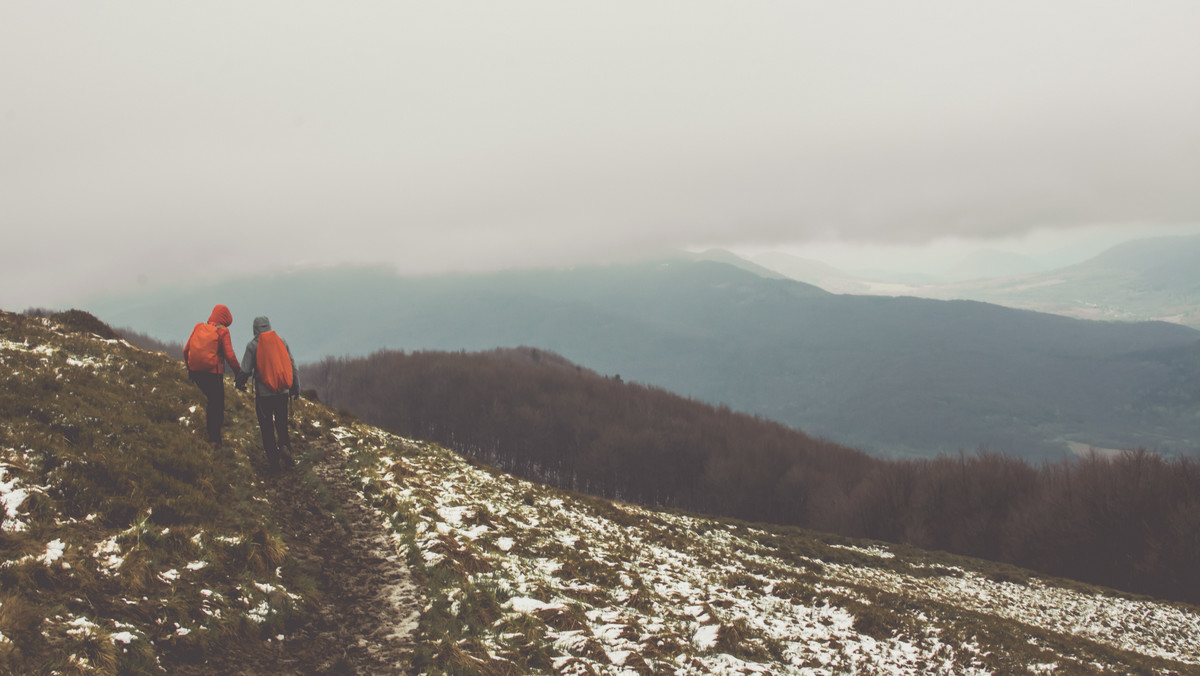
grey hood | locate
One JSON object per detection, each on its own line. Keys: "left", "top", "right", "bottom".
{"left": 253, "top": 316, "right": 272, "bottom": 336}
{"left": 240, "top": 315, "right": 297, "bottom": 397}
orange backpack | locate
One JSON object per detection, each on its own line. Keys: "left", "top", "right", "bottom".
{"left": 256, "top": 331, "right": 293, "bottom": 393}
{"left": 185, "top": 323, "right": 221, "bottom": 372}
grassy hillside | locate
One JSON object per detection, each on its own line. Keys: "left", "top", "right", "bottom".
{"left": 362, "top": 434, "right": 1200, "bottom": 674}
{"left": 3, "top": 310, "right": 1199, "bottom": 674}
{"left": 0, "top": 310, "right": 319, "bottom": 671}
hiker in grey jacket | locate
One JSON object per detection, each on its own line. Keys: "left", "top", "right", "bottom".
{"left": 235, "top": 316, "right": 300, "bottom": 471}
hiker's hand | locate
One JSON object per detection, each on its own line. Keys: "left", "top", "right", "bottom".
{"left": 290, "top": 384, "right": 300, "bottom": 400}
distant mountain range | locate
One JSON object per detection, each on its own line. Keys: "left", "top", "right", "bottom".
{"left": 83, "top": 253, "right": 1200, "bottom": 461}
{"left": 755, "top": 234, "right": 1200, "bottom": 328}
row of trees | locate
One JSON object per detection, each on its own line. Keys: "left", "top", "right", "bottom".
{"left": 308, "top": 348, "right": 1200, "bottom": 603}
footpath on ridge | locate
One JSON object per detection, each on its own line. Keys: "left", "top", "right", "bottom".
{"left": 170, "top": 439, "right": 422, "bottom": 675}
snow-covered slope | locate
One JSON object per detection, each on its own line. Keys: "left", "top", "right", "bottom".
{"left": 337, "top": 423, "right": 1200, "bottom": 674}
{"left": 2, "top": 310, "right": 1198, "bottom": 674}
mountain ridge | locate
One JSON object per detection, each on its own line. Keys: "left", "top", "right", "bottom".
{"left": 85, "top": 257, "right": 1200, "bottom": 460}
{"left": 755, "top": 235, "right": 1200, "bottom": 328}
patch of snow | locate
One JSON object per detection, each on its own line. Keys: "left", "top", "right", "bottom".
{"left": 1, "top": 486, "right": 29, "bottom": 519}
{"left": 93, "top": 536, "right": 124, "bottom": 573}
{"left": 66, "top": 616, "right": 99, "bottom": 637}
{"left": 692, "top": 624, "right": 720, "bottom": 650}
{"left": 829, "top": 543, "right": 896, "bottom": 558}
{"left": 439, "top": 505, "right": 471, "bottom": 526}
{"left": 247, "top": 600, "right": 271, "bottom": 623}
{"left": 65, "top": 356, "right": 102, "bottom": 368}
{"left": 507, "top": 597, "right": 565, "bottom": 613}
{"left": 0, "top": 338, "right": 31, "bottom": 352}
{"left": 607, "top": 649, "right": 632, "bottom": 666}
{"left": 0, "top": 467, "right": 40, "bottom": 533}
{"left": 41, "top": 539, "right": 66, "bottom": 565}
{"left": 110, "top": 631, "right": 137, "bottom": 644}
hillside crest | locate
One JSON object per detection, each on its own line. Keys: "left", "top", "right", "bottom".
{"left": 2, "top": 310, "right": 1198, "bottom": 674}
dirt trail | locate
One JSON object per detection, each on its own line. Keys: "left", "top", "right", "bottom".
{"left": 173, "top": 440, "right": 422, "bottom": 675}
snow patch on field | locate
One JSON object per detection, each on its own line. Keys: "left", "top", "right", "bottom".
{"left": 328, "top": 425, "right": 1200, "bottom": 675}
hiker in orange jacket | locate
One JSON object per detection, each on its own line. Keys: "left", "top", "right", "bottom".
{"left": 235, "top": 316, "right": 300, "bottom": 472}
{"left": 183, "top": 304, "right": 243, "bottom": 447}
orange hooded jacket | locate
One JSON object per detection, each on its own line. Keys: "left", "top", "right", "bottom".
{"left": 183, "top": 304, "right": 242, "bottom": 375}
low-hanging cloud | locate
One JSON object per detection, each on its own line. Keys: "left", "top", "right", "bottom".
{"left": 3, "top": 1, "right": 1199, "bottom": 307}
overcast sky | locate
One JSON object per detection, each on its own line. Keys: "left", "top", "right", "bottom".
{"left": 3, "top": 2, "right": 1199, "bottom": 308}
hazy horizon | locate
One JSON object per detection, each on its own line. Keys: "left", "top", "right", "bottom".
{"left": 5, "top": 2, "right": 1199, "bottom": 309}
{"left": 12, "top": 218, "right": 1200, "bottom": 311}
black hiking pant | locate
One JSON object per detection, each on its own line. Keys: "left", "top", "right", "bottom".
{"left": 255, "top": 395, "right": 292, "bottom": 466}
{"left": 189, "top": 370, "right": 225, "bottom": 445}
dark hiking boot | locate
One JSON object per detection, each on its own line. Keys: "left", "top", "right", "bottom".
{"left": 280, "top": 447, "right": 296, "bottom": 468}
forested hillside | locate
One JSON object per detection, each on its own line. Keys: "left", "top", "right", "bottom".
{"left": 305, "top": 348, "right": 1200, "bottom": 605}
{"left": 88, "top": 257, "right": 1200, "bottom": 460}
